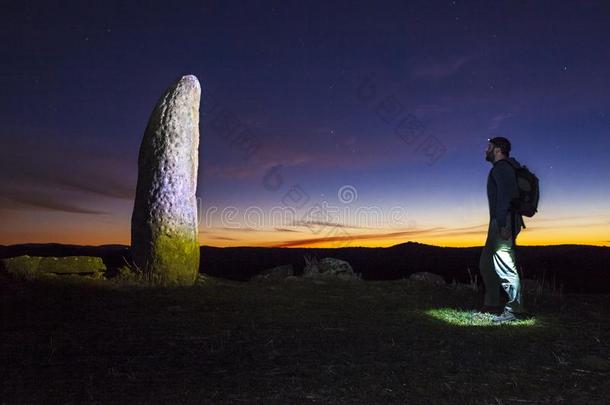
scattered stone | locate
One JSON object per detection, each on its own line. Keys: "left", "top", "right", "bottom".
{"left": 409, "top": 272, "right": 445, "bottom": 285}
{"left": 131, "top": 75, "right": 201, "bottom": 286}
{"left": 251, "top": 264, "right": 294, "bottom": 281}
{"left": 303, "top": 257, "right": 360, "bottom": 281}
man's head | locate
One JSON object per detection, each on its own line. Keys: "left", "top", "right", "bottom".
{"left": 485, "top": 136, "right": 511, "bottom": 163}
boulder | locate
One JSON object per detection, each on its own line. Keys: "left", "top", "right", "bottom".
{"left": 1, "top": 255, "right": 42, "bottom": 280}
{"left": 251, "top": 264, "right": 294, "bottom": 281}
{"left": 39, "top": 256, "right": 106, "bottom": 274}
{"left": 409, "top": 272, "right": 445, "bottom": 285}
{"left": 1, "top": 255, "right": 106, "bottom": 279}
{"left": 131, "top": 75, "right": 201, "bottom": 286}
{"left": 303, "top": 257, "right": 360, "bottom": 280}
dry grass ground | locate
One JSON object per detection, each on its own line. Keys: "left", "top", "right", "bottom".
{"left": 1, "top": 273, "right": 609, "bottom": 404}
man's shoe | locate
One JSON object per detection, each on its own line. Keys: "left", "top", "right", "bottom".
{"left": 492, "top": 309, "right": 526, "bottom": 323}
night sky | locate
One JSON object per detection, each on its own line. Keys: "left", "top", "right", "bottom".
{"left": 2, "top": 1, "right": 609, "bottom": 248}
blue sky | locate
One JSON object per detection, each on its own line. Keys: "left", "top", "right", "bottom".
{"left": 1, "top": 1, "right": 609, "bottom": 247}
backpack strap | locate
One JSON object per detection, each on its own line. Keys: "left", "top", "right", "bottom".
{"left": 494, "top": 158, "right": 516, "bottom": 170}
{"left": 511, "top": 210, "right": 516, "bottom": 246}
{"left": 494, "top": 159, "right": 522, "bottom": 246}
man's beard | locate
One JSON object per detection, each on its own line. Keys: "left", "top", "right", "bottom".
{"left": 485, "top": 150, "right": 494, "bottom": 162}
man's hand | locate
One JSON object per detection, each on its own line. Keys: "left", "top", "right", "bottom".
{"left": 499, "top": 226, "right": 512, "bottom": 241}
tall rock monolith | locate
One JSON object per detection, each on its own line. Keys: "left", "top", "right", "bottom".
{"left": 131, "top": 75, "right": 201, "bottom": 286}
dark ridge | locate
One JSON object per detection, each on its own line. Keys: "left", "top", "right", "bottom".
{"left": 1, "top": 242, "right": 609, "bottom": 293}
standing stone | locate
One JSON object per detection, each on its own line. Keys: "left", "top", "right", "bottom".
{"left": 131, "top": 75, "right": 201, "bottom": 286}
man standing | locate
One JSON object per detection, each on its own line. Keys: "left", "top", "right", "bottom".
{"left": 479, "top": 136, "right": 528, "bottom": 323}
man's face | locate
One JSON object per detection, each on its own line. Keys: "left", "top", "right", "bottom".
{"left": 485, "top": 142, "right": 496, "bottom": 162}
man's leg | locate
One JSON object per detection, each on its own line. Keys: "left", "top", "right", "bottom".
{"left": 491, "top": 214, "right": 524, "bottom": 314}
{"left": 479, "top": 222, "right": 502, "bottom": 307}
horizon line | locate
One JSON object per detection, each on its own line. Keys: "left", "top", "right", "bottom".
{"left": 1, "top": 241, "right": 608, "bottom": 250}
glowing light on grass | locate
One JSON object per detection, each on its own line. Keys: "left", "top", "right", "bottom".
{"left": 425, "top": 308, "right": 537, "bottom": 327}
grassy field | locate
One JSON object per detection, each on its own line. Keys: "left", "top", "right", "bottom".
{"left": 1, "top": 273, "right": 609, "bottom": 404}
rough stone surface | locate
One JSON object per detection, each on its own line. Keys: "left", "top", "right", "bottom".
{"left": 303, "top": 257, "right": 359, "bottom": 280}
{"left": 131, "top": 75, "right": 201, "bottom": 286}
{"left": 38, "top": 256, "right": 106, "bottom": 274}
{"left": 1, "top": 255, "right": 106, "bottom": 279}
{"left": 409, "top": 272, "right": 446, "bottom": 285}
{"left": 251, "top": 264, "right": 294, "bottom": 281}
{"left": 1, "top": 255, "right": 42, "bottom": 280}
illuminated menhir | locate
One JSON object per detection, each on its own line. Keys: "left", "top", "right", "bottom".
{"left": 131, "top": 75, "right": 201, "bottom": 286}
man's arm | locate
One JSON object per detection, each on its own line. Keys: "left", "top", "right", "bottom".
{"left": 491, "top": 162, "right": 518, "bottom": 229}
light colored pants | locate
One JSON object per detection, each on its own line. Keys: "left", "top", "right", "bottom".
{"left": 479, "top": 212, "right": 524, "bottom": 313}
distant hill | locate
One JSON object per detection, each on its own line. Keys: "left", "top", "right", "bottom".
{"left": 1, "top": 241, "right": 609, "bottom": 293}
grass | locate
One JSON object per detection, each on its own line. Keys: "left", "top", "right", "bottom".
{"left": 1, "top": 272, "right": 609, "bottom": 404}
{"left": 425, "top": 308, "right": 537, "bottom": 327}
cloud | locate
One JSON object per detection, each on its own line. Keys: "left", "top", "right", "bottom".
{"left": 0, "top": 192, "right": 107, "bottom": 215}
{"left": 411, "top": 56, "right": 470, "bottom": 79}
{"left": 206, "top": 236, "right": 239, "bottom": 241}
{"left": 488, "top": 112, "right": 515, "bottom": 130}
{"left": 217, "top": 226, "right": 266, "bottom": 232}
{"left": 268, "top": 226, "right": 441, "bottom": 247}
{"left": 289, "top": 220, "right": 357, "bottom": 229}
{"left": 0, "top": 138, "right": 136, "bottom": 201}
{"left": 52, "top": 176, "right": 134, "bottom": 200}
{"left": 201, "top": 151, "right": 315, "bottom": 180}
{"left": 268, "top": 223, "right": 489, "bottom": 247}
{"left": 274, "top": 227, "right": 302, "bottom": 233}
{"left": 200, "top": 123, "right": 414, "bottom": 182}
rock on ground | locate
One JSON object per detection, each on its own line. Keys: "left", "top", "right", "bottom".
{"left": 1, "top": 255, "right": 42, "bottom": 280}
{"left": 39, "top": 256, "right": 106, "bottom": 274}
{"left": 1, "top": 255, "right": 106, "bottom": 279}
{"left": 251, "top": 264, "right": 294, "bottom": 281}
{"left": 303, "top": 257, "right": 360, "bottom": 281}
{"left": 131, "top": 75, "right": 201, "bottom": 286}
{"left": 409, "top": 271, "right": 446, "bottom": 285}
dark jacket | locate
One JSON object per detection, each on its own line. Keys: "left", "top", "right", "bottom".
{"left": 487, "top": 157, "right": 523, "bottom": 229}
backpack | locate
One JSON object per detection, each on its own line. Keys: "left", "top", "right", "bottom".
{"left": 497, "top": 159, "right": 540, "bottom": 224}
